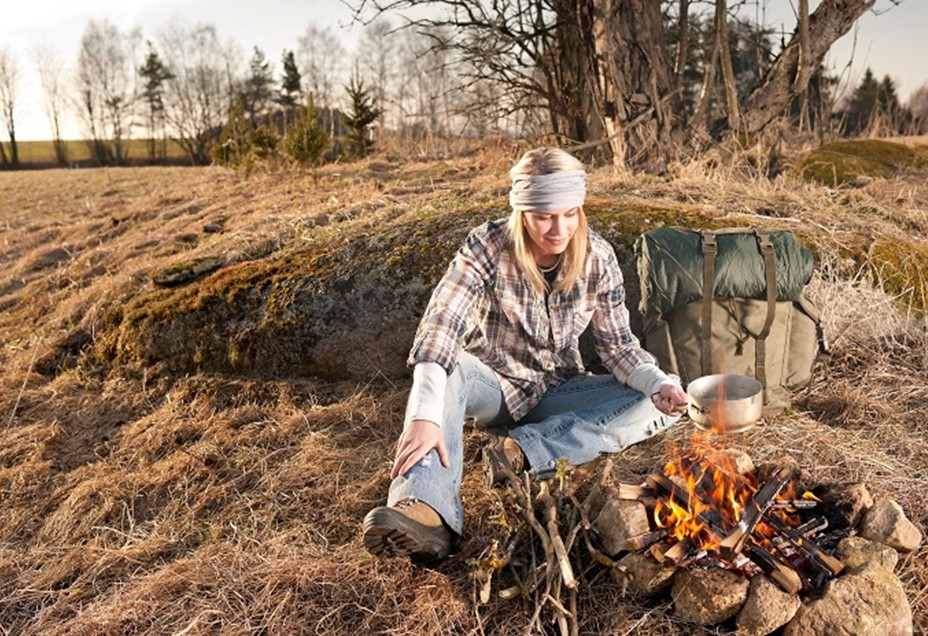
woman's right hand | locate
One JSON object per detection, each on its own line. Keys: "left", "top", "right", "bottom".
{"left": 391, "top": 418, "right": 450, "bottom": 479}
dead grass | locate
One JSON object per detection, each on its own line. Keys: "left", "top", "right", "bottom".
{"left": 0, "top": 141, "right": 926, "bottom": 634}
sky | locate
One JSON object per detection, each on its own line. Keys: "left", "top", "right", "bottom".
{"left": 1, "top": 0, "right": 926, "bottom": 141}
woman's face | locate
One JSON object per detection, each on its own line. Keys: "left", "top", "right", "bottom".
{"left": 522, "top": 207, "right": 580, "bottom": 264}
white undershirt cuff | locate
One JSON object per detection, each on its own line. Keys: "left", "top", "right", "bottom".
{"left": 406, "top": 361, "right": 447, "bottom": 427}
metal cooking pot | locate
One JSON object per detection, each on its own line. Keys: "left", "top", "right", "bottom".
{"left": 686, "top": 374, "right": 763, "bottom": 433}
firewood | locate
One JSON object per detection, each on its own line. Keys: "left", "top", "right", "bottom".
{"left": 662, "top": 536, "right": 695, "bottom": 567}
{"left": 620, "top": 528, "right": 670, "bottom": 552}
{"left": 766, "top": 515, "right": 844, "bottom": 576}
{"left": 646, "top": 472, "right": 725, "bottom": 542}
{"left": 719, "top": 465, "right": 798, "bottom": 560}
{"left": 648, "top": 543, "right": 666, "bottom": 563}
{"left": 617, "top": 482, "right": 654, "bottom": 500}
{"left": 794, "top": 517, "right": 828, "bottom": 537}
{"left": 743, "top": 540, "right": 803, "bottom": 594}
{"left": 771, "top": 499, "right": 818, "bottom": 510}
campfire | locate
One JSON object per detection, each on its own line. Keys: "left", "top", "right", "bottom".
{"left": 481, "top": 401, "right": 921, "bottom": 635}
{"left": 586, "top": 426, "right": 921, "bottom": 632}
{"left": 609, "top": 432, "right": 845, "bottom": 596}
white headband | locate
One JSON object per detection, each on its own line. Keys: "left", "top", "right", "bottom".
{"left": 509, "top": 169, "right": 586, "bottom": 213}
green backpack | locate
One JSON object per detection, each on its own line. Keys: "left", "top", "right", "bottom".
{"left": 634, "top": 227, "right": 822, "bottom": 414}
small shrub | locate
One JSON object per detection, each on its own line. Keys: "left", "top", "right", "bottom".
{"left": 283, "top": 96, "right": 329, "bottom": 167}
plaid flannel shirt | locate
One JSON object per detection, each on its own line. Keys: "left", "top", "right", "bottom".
{"left": 408, "top": 218, "right": 656, "bottom": 421}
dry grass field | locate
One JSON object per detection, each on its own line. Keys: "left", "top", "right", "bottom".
{"left": 12, "top": 139, "right": 189, "bottom": 168}
{"left": 0, "top": 140, "right": 926, "bottom": 635}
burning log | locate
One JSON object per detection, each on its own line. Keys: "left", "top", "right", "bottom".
{"left": 743, "top": 540, "right": 803, "bottom": 594}
{"left": 771, "top": 499, "right": 818, "bottom": 510}
{"left": 646, "top": 473, "right": 693, "bottom": 509}
{"left": 663, "top": 536, "right": 695, "bottom": 567}
{"left": 766, "top": 515, "right": 844, "bottom": 577}
{"left": 719, "top": 465, "right": 798, "bottom": 561}
{"left": 794, "top": 517, "right": 828, "bottom": 537}
{"left": 646, "top": 472, "right": 726, "bottom": 540}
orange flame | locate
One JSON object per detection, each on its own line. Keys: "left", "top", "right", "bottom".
{"left": 655, "top": 428, "right": 803, "bottom": 556}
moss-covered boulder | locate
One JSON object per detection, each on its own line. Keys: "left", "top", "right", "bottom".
{"left": 100, "top": 202, "right": 743, "bottom": 381}
{"left": 793, "top": 139, "right": 928, "bottom": 187}
{"left": 102, "top": 209, "right": 493, "bottom": 380}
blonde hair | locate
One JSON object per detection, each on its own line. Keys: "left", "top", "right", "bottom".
{"left": 507, "top": 148, "right": 588, "bottom": 294}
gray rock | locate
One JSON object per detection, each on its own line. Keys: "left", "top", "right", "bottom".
{"left": 672, "top": 568, "right": 749, "bottom": 625}
{"left": 859, "top": 498, "right": 923, "bottom": 553}
{"left": 837, "top": 536, "right": 899, "bottom": 572}
{"left": 818, "top": 482, "right": 873, "bottom": 528}
{"left": 151, "top": 257, "right": 225, "bottom": 287}
{"left": 783, "top": 562, "right": 912, "bottom": 636}
{"left": 756, "top": 455, "right": 801, "bottom": 484}
{"left": 736, "top": 574, "right": 802, "bottom": 636}
{"left": 593, "top": 499, "right": 650, "bottom": 556}
{"left": 613, "top": 551, "right": 676, "bottom": 597}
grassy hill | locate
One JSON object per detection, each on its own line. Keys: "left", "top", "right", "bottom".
{"left": 0, "top": 141, "right": 926, "bottom": 634}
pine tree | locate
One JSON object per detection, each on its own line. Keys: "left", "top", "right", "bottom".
{"left": 244, "top": 46, "right": 275, "bottom": 124}
{"left": 138, "top": 42, "right": 174, "bottom": 160}
{"left": 213, "top": 97, "right": 253, "bottom": 168}
{"left": 278, "top": 50, "right": 302, "bottom": 110}
{"left": 842, "top": 68, "right": 880, "bottom": 135}
{"left": 284, "top": 94, "right": 329, "bottom": 167}
{"left": 343, "top": 71, "right": 382, "bottom": 159}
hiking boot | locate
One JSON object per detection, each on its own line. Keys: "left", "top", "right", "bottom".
{"left": 362, "top": 499, "right": 451, "bottom": 563}
{"left": 482, "top": 435, "right": 526, "bottom": 488}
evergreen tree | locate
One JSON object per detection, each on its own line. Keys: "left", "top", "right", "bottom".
{"left": 842, "top": 68, "right": 880, "bottom": 135}
{"left": 213, "top": 97, "right": 253, "bottom": 168}
{"left": 278, "top": 50, "right": 302, "bottom": 110}
{"left": 342, "top": 71, "right": 382, "bottom": 159}
{"left": 138, "top": 42, "right": 173, "bottom": 160}
{"left": 284, "top": 94, "right": 329, "bottom": 166}
{"left": 243, "top": 46, "right": 275, "bottom": 124}
{"left": 876, "top": 75, "right": 904, "bottom": 129}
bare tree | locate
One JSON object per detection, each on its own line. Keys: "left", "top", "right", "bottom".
{"left": 357, "top": 18, "right": 396, "bottom": 138}
{"left": 909, "top": 84, "right": 928, "bottom": 134}
{"left": 32, "top": 45, "right": 70, "bottom": 165}
{"left": 0, "top": 46, "right": 22, "bottom": 168}
{"left": 159, "top": 22, "right": 238, "bottom": 165}
{"left": 76, "top": 19, "right": 141, "bottom": 165}
{"left": 393, "top": 27, "right": 460, "bottom": 148}
{"left": 351, "top": 0, "right": 884, "bottom": 168}
{"left": 297, "top": 26, "right": 348, "bottom": 138}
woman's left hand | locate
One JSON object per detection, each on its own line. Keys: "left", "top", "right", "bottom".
{"left": 652, "top": 383, "right": 688, "bottom": 416}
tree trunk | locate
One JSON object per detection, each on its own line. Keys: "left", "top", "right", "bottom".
{"left": 716, "top": 0, "right": 742, "bottom": 132}
{"left": 8, "top": 126, "right": 17, "bottom": 167}
{"left": 741, "top": 0, "right": 877, "bottom": 133}
{"left": 691, "top": 25, "right": 720, "bottom": 135}
{"left": 589, "top": 0, "right": 672, "bottom": 168}
{"left": 673, "top": 0, "right": 690, "bottom": 94}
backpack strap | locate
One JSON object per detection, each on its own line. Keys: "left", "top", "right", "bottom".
{"left": 700, "top": 231, "right": 718, "bottom": 377}
{"left": 754, "top": 229, "right": 777, "bottom": 396}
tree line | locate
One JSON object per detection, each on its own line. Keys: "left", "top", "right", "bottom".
{"left": 1, "top": 1, "right": 927, "bottom": 171}
{"left": 0, "top": 18, "right": 451, "bottom": 169}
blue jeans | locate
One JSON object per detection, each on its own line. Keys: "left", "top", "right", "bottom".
{"left": 387, "top": 352, "right": 679, "bottom": 535}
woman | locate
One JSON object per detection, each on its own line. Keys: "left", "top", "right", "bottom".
{"left": 362, "top": 147, "right": 687, "bottom": 563}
